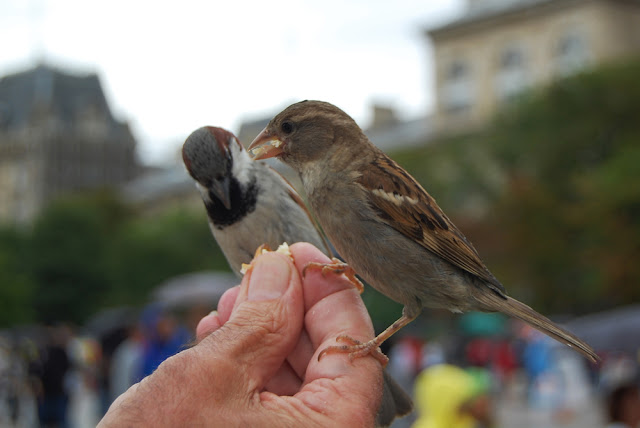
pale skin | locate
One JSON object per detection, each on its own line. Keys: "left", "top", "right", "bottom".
{"left": 98, "top": 243, "right": 383, "bottom": 427}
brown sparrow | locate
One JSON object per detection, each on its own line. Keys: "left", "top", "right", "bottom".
{"left": 247, "top": 100, "right": 599, "bottom": 363}
{"left": 182, "top": 126, "right": 413, "bottom": 426}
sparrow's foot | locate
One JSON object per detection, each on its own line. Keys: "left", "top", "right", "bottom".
{"left": 241, "top": 243, "right": 291, "bottom": 275}
{"left": 254, "top": 243, "right": 272, "bottom": 258}
{"left": 302, "top": 258, "right": 365, "bottom": 294}
{"left": 317, "top": 313, "right": 416, "bottom": 366}
{"left": 318, "top": 335, "right": 389, "bottom": 367}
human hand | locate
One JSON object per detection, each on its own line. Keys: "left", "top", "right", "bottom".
{"left": 98, "top": 243, "right": 383, "bottom": 427}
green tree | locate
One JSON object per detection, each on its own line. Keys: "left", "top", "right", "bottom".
{"left": 0, "top": 226, "right": 35, "bottom": 326}
{"left": 24, "top": 191, "right": 228, "bottom": 324}
{"left": 488, "top": 59, "right": 640, "bottom": 312}
{"left": 105, "top": 208, "right": 228, "bottom": 305}
{"left": 28, "top": 191, "right": 126, "bottom": 323}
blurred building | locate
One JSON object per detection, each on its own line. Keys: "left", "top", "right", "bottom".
{"left": 364, "top": 103, "right": 433, "bottom": 152}
{"left": 237, "top": 117, "right": 270, "bottom": 148}
{"left": 120, "top": 164, "right": 201, "bottom": 216}
{"left": 426, "top": 0, "right": 640, "bottom": 134}
{"left": 0, "top": 64, "right": 139, "bottom": 224}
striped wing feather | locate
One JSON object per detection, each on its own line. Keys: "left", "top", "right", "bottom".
{"left": 357, "top": 153, "right": 505, "bottom": 295}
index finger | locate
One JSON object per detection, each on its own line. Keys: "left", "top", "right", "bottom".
{"left": 289, "top": 242, "right": 378, "bottom": 369}
{"left": 288, "top": 243, "right": 382, "bottom": 421}
{"left": 289, "top": 243, "right": 369, "bottom": 316}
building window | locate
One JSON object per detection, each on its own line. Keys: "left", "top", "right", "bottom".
{"left": 441, "top": 60, "right": 474, "bottom": 113}
{"left": 554, "top": 30, "right": 590, "bottom": 76}
{"left": 495, "top": 44, "right": 529, "bottom": 101}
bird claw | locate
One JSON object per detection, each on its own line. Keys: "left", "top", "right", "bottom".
{"left": 242, "top": 243, "right": 293, "bottom": 275}
{"left": 318, "top": 335, "right": 389, "bottom": 367}
{"left": 302, "top": 258, "right": 365, "bottom": 294}
{"left": 254, "top": 243, "right": 272, "bottom": 258}
{"left": 241, "top": 244, "right": 273, "bottom": 274}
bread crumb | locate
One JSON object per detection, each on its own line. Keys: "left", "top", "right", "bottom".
{"left": 240, "top": 242, "right": 292, "bottom": 275}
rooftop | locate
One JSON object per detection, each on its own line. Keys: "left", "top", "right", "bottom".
{"left": 0, "top": 63, "right": 123, "bottom": 134}
{"left": 425, "top": 0, "right": 640, "bottom": 38}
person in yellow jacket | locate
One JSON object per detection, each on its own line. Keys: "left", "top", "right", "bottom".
{"left": 412, "top": 364, "right": 493, "bottom": 428}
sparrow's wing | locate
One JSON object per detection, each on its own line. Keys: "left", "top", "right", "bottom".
{"left": 269, "top": 166, "right": 333, "bottom": 256}
{"left": 357, "top": 152, "right": 506, "bottom": 294}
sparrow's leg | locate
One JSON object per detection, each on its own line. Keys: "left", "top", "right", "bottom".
{"left": 302, "top": 258, "right": 365, "bottom": 294}
{"left": 318, "top": 313, "right": 417, "bottom": 367}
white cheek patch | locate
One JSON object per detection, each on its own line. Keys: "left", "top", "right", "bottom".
{"left": 230, "top": 144, "right": 252, "bottom": 185}
{"left": 371, "top": 188, "right": 419, "bottom": 206}
{"left": 195, "top": 182, "right": 211, "bottom": 202}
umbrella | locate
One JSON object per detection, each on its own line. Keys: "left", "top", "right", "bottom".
{"left": 563, "top": 304, "right": 640, "bottom": 354}
{"left": 151, "top": 271, "right": 238, "bottom": 309}
{"left": 84, "top": 306, "right": 138, "bottom": 337}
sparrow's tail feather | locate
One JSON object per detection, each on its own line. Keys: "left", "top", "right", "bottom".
{"left": 376, "top": 370, "right": 413, "bottom": 427}
{"left": 474, "top": 291, "right": 599, "bottom": 363}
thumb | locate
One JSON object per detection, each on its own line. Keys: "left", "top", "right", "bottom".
{"left": 205, "top": 252, "right": 304, "bottom": 392}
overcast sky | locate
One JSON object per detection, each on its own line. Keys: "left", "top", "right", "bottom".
{"left": 0, "top": 0, "right": 463, "bottom": 164}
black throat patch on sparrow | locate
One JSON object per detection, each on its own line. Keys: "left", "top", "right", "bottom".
{"left": 204, "top": 176, "right": 258, "bottom": 229}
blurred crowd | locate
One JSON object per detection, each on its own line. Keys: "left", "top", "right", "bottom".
{"left": 0, "top": 303, "right": 209, "bottom": 428}
{"left": 386, "top": 315, "right": 640, "bottom": 428}
{"left": 0, "top": 308, "right": 638, "bottom": 428}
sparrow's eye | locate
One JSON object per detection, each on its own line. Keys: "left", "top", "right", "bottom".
{"left": 281, "top": 121, "right": 294, "bottom": 134}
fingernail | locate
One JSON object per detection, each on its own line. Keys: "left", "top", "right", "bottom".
{"left": 248, "top": 254, "right": 290, "bottom": 301}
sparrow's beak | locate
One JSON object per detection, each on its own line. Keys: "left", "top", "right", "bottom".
{"left": 210, "top": 176, "right": 232, "bottom": 210}
{"left": 248, "top": 127, "right": 284, "bottom": 160}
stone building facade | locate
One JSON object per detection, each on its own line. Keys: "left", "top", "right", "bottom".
{"left": 0, "top": 64, "right": 139, "bottom": 223}
{"left": 426, "top": 0, "right": 640, "bottom": 134}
